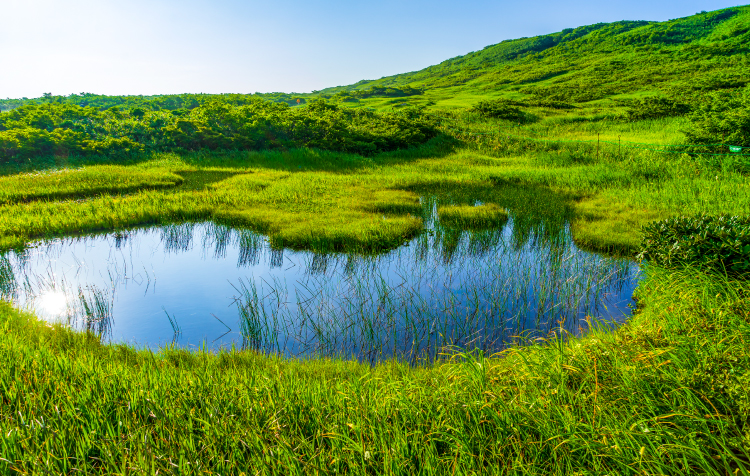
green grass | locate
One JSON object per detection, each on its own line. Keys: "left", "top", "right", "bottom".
{"left": 1, "top": 5, "right": 750, "bottom": 472}
{"left": 0, "top": 166, "right": 183, "bottom": 205}
{"left": 437, "top": 203, "right": 509, "bottom": 230}
{"left": 1, "top": 266, "right": 748, "bottom": 474}
{"left": 0, "top": 120, "right": 747, "bottom": 472}
{"left": 319, "top": 5, "right": 750, "bottom": 113}
{"left": 1, "top": 123, "right": 746, "bottom": 255}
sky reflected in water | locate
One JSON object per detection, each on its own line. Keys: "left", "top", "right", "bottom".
{"left": 0, "top": 215, "right": 640, "bottom": 363}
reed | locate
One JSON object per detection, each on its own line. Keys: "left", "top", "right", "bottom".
{"left": 0, "top": 266, "right": 747, "bottom": 474}
{"left": 77, "top": 285, "right": 114, "bottom": 338}
{"left": 0, "top": 104, "right": 748, "bottom": 473}
{"left": 436, "top": 203, "right": 509, "bottom": 230}
{"left": 226, "top": 218, "right": 636, "bottom": 363}
{"left": 163, "top": 306, "right": 182, "bottom": 338}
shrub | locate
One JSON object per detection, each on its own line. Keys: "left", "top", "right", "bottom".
{"left": 683, "top": 86, "right": 750, "bottom": 148}
{"left": 638, "top": 214, "right": 750, "bottom": 277}
{"left": 0, "top": 100, "right": 439, "bottom": 163}
{"left": 525, "top": 99, "right": 576, "bottom": 110}
{"left": 470, "top": 99, "right": 529, "bottom": 122}
{"left": 626, "top": 96, "right": 691, "bottom": 120}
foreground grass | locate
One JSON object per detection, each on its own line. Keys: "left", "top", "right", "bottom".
{"left": 1, "top": 267, "right": 748, "bottom": 474}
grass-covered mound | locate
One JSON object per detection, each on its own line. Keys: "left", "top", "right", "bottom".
{"left": 437, "top": 203, "right": 509, "bottom": 230}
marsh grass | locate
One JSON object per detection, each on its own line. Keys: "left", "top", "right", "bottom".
{"left": 0, "top": 213, "right": 637, "bottom": 362}
{"left": 0, "top": 266, "right": 747, "bottom": 474}
{"left": 163, "top": 307, "right": 182, "bottom": 338}
{"left": 436, "top": 203, "right": 509, "bottom": 229}
{"left": 0, "top": 165, "right": 183, "bottom": 205}
{"left": 234, "top": 277, "right": 284, "bottom": 352}
{"left": 0, "top": 119, "right": 746, "bottom": 255}
{"left": 431, "top": 114, "right": 750, "bottom": 252}
{"left": 0, "top": 103, "right": 748, "bottom": 472}
{"left": 0, "top": 253, "right": 14, "bottom": 299}
{"left": 75, "top": 285, "right": 115, "bottom": 338}
{"left": 0, "top": 256, "right": 118, "bottom": 339}
{"left": 230, "top": 226, "right": 636, "bottom": 364}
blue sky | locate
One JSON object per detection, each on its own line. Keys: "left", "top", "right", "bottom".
{"left": 1, "top": 0, "right": 744, "bottom": 98}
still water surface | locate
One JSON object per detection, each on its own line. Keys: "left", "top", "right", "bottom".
{"left": 0, "top": 215, "right": 640, "bottom": 363}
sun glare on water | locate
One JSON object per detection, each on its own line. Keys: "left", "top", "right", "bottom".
{"left": 34, "top": 291, "right": 70, "bottom": 320}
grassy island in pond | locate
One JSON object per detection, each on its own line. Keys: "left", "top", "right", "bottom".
{"left": 1, "top": 5, "right": 750, "bottom": 475}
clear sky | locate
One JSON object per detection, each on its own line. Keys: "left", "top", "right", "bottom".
{"left": 1, "top": 0, "right": 744, "bottom": 98}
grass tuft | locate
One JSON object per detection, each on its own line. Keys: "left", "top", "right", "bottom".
{"left": 437, "top": 203, "right": 509, "bottom": 229}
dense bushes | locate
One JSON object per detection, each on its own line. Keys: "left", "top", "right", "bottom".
{"left": 683, "top": 86, "right": 750, "bottom": 148}
{"left": 329, "top": 87, "right": 423, "bottom": 103}
{"left": 0, "top": 100, "right": 438, "bottom": 162}
{"left": 638, "top": 215, "right": 750, "bottom": 277}
{"left": 470, "top": 99, "right": 530, "bottom": 122}
{"left": 0, "top": 92, "right": 308, "bottom": 111}
{"left": 625, "top": 96, "right": 691, "bottom": 120}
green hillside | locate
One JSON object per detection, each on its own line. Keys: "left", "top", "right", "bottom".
{"left": 320, "top": 6, "right": 750, "bottom": 107}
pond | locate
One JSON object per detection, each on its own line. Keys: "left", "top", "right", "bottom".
{"left": 0, "top": 204, "right": 640, "bottom": 363}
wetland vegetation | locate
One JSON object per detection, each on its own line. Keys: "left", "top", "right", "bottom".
{"left": 0, "top": 217, "right": 637, "bottom": 361}
{"left": 1, "top": 5, "right": 750, "bottom": 475}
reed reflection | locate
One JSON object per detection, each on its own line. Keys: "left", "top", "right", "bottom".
{"left": 0, "top": 198, "right": 640, "bottom": 363}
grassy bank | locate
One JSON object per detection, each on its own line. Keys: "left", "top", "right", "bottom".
{"left": 0, "top": 139, "right": 747, "bottom": 473}
{"left": 0, "top": 267, "right": 748, "bottom": 474}
{"left": 0, "top": 123, "right": 747, "bottom": 255}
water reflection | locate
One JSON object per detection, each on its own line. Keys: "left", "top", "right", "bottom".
{"left": 0, "top": 207, "right": 640, "bottom": 363}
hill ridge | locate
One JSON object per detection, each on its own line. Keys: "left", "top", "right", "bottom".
{"left": 318, "top": 5, "right": 749, "bottom": 104}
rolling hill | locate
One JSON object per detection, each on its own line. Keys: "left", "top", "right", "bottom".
{"left": 319, "top": 5, "right": 750, "bottom": 108}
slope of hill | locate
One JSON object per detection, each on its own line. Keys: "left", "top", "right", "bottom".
{"left": 320, "top": 6, "right": 750, "bottom": 107}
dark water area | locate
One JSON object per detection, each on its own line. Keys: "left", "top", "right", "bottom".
{"left": 0, "top": 210, "right": 640, "bottom": 363}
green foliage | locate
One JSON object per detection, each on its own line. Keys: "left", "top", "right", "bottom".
{"left": 1, "top": 265, "right": 749, "bottom": 474}
{"left": 0, "top": 100, "right": 438, "bottom": 162}
{"left": 351, "top": 86, "right": 423, "bottom": 98}
{"left": 625, "top": 96, "right": 691, "bottom": 121}
{"left": 524, "top": 98, "right": 576, "bottom": 109}
{"left": 638, "top": 215, "right": 750, "bottom": 277}
{"left": 437, "top": 203, "right": 508, "bottom": 229}
{"left": 470, "top": 99, "right": 530, "bottom": 122}
{"left": 0, "top": 92, "right": 310, "bottom": 112}
{"left": 316, "top": 6, "right": 749, "bottom": 108}
{"left": 684, "top": 86, "right": 750, "bottom": 149}
{"left": 330, "top": 86, "right": 423, "bottom": 103}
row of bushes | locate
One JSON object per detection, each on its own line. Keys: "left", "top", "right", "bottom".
{"left": 0, "top": 100, "right": 439, "bottom": 161}
{"left": 619, "top": 88, "right": 749, "bottom": 149}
